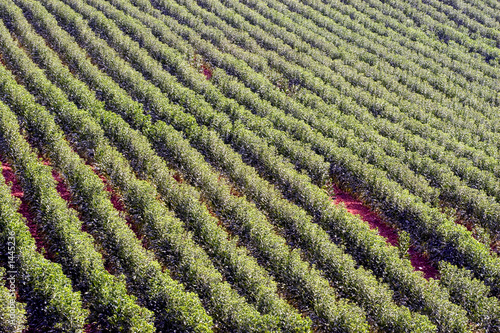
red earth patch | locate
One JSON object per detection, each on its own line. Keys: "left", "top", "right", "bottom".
{"left": 330, "top": 184, "right": 438, "bottom": 280}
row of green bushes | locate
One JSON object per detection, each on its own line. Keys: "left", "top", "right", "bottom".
{"left": 245, "top": 0, "right": 500, "bottom": 117}
{"left": 58, "top": 0, "right": 500, "bottom": 328}
{"left": 405, "top": 0, "right": 500, "bottom": 46}
{"left": 381, "top": 0, "right": 500, "bottom": 60}
{"left": 194, "top": 0, "right": 500, "bottom": 158}
{"left": 122, "top": 0, "right": 500, "bottom": 324}
{"left": 8, "top": 0, "right": 500, "bottom": 330}
{"left": 225, "top": 0, "right": 500, "bottom": 177}
{"left": 226, "top": 0, "right": 500, "bottom": 127}
{"left": 82, "top": 0, "right": 500, "bottom": 330}
{"left": 276, "top": 0, "right": 500, "bottom": 161}
{"left": 296, "top": 0, "right": 500, "bottom": 92}
{"left": 0, "top": 17, "right": 218, "bottom": 332}
{"left": 48, "top": 0, "right": 465, "bottom": 331}
{"left": 197, "top": 0, "right": 500, "bottom": 169}
{"left": 451, "top": 0, "right": 500, "bottom": 30}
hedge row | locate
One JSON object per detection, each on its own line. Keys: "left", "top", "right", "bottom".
{"left": 184, "top": 0, "right": 500, "bottom": 159}
{"left": 119, "top": 0, "right": 498, "bottom": 304}
{"left": 1, "top": 1, "right": 315, "bottom": 331}
{"left": 82, "top": 0, "right": 500, "bottom": 329}
{"left": 381, "top": 0, "right": 500, "bottom": 61}
{"left": 166, "top": 0, "right": 500, "bottom": 236}
{"left": 0, "top": 19, "right": 220, "bottom": 333}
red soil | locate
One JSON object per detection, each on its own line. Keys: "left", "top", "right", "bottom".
{"left": 41, "top": 158, "right": 75, "bottom": 207}
{"left": 0, "top": 155, "right": 44, "bottom": 252}
{"left": 331, "top": 184, "right": 439, "bottom": 280}
{"left": 49, "top": 169, "right": 73, "bottom": 203}
{"left": 90, "top": 166, "right": 125, "bottom": 213}
{"left": 87, "top": 165, "right": 143, "bottom": 243}
{"left": 201, "top": 65, "right": 212, "bottom": 80}
{"left": 172, "top": 172, "right": 184, "bottom": 184}
{"left": 83, "top": 323, "right": 100, "bottom": 333}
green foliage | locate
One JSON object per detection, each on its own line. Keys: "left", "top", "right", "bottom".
{"left": 0, "top": 0, "right": 499, "bottom": 330}
{"left": 439, "top": 262, "right": 500, "bottom": 332}
{"left": 398, "top": 230, "right": 411, "bottom": 260}
{"left": 0, "top": 267, "right": 26, "bottom": 333}
{"left": 0, "top": 62, "right": 155, "bottom": 333}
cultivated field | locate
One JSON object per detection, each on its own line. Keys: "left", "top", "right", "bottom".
{"left": 0, "top": 0, "right": 499, "bottom": 331}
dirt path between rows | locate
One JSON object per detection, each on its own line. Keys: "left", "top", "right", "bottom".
{"left": 331, "top": 184, "right": 438, "bottom": 280}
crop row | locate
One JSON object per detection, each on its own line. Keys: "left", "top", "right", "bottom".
{"left": 454, "top": 0, "right": 500, "bottom": 25}
{"left": 0, "top": 19, "right": 223, "bottom": 333}
{"left": 383, "top": 0, "right": 500, "bottom": 59}
{"left": 187, "top": 2, "right": 500, "bottom": 139}
{"left": 235, "top": 0, "right": 500, "bottom": 143}
{"left": 10, "top": 0, "right": 447, "bottom": 330}
{"left": 27, "top": 0, "right": 379, "bottom": 331}
{"left": 45, "top": 0, "right": 500, "bottom": 324}
{"left": 219, "top": 0, "right": 500, "bottom": 140}
{"left": 0, "top": 155, "right": 87, "bottom": 331}
{"left": 182, "top": 2, "right": 500, "bottom": 171}
{"left": 3, "top": 0, "right": 500, "bottom": 328}
{"left": 419, "top": 0, "right": 500, "bottom": 44}
{"left": 87, "top": 0, "right": 500, "bottom": 322}
{"left": 244, "top": 0, "right": 500, "bottom": 125}
{"left": 167, "top": 0, "right": 500, "bottom": 237}
{"left": 313, "top": 0, "right": 500, "bottom": 82}
{"left": 0, "top": 269, "right": 25, "bottom": 332}
{"left": 5, "top": 0, "right": 365, "bottom": 331}
{"left": 140, "top": 0, "right": 496, "bottom": 197}
{"left": 0, "top": 218, "right": 27, "bottom": 332}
